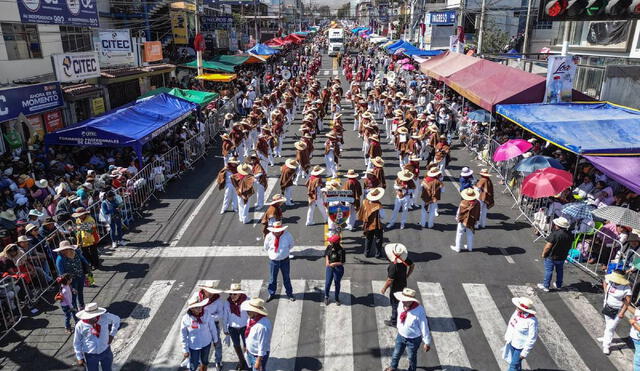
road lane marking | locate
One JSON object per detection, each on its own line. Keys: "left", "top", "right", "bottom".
{"left": 323, "top": 279, "right": 354, "bottom": 371}
{"left": 372, "top": 280, "right": 408, "bottom": 370}
{"left": 418, "top": 282, "right": 472, "bottom": 369}
{"left": 113, "top": 280, "right": 175, "bottom": 370}
{"left": 103, "top": 245, "right": 325, "bottom": 259}
{"left": 169, "top": 180, "right": 218, "bottom": 247}
{"left": 150, "top": 280, "right": 218, "bottom": 370}
{"left": 269, "top": 279, "right": 305, "bottom": 370}
{"left": 509, "top": 285, "right": 590, "bottom": 371}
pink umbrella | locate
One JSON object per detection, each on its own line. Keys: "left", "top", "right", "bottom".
{"left": 399, "top": 58, "right": 410, "bottom": 64}
{"left": 402, "top": 64, "right": 416, "bottom": 71}
{"left": 492, "top": 139, "right": 533, "bottom": 162}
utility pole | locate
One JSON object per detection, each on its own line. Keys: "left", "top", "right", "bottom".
{"left": 477, "top": 0, "right": 486, "bottom": 55}
{"left": 561, "top": 22, "right": 571, "bottom": 56}
{"left": 194, "top": 0, "right": 203, "bottom": 76}
{"left": 254, "top": 0, "right": 259, "bottom": 42}
{"left": 522, "top": 0, "right": 533, "bottom": 54}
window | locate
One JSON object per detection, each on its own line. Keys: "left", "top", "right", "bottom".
{"left": 1, "top": 23, "right": 42, "bottom": 60}
{"left": 60, "top": 26, "right": 93, "bottom": 53}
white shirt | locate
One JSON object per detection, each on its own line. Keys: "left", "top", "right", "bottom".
{"left": 223, "top": 297, "right": 251, "bottom": 328}
{"left": 180, "top": 312, "right": 219, "bottom": 353}
{"left": 73, "top": 313, "right": 121, "bottom": 360}
{"left": 504, "top": 310, "right": 538, "bottom": 357}
{"left": 631, "top": 313, "right": 640, "bottom": 340}
{"left": 263, "top": 231, "right": 294, "bottom": 261}
{"left": 605, "top": 282, "right": 632, "bottom": 309}
{"left": 245, "top": 316, "right": 272, "bottom": 356}
{"left": 204, "top": 297, "right": 228, "bottom": 328}
{"left": 395, "top": 303, "right": 432, "bottom": 345}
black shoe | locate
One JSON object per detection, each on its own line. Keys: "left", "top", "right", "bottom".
{"left": 384, "top": 320, "right": 396, "bottom": 327}
{"left": 266, "top": 295, "right": 276, "bottom": 303}
{"left": 288, "top": 295, "right": 296, "bottom": 302}
{"left": 324, "top": 297, "right": 329, "bottom": 305}
{"left": 335, "top": 299, "right": 341, "bottom": 306}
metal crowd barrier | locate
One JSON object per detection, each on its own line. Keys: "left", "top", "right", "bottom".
{"left": 0, "top": 276, "right": 23, "bottom": 338}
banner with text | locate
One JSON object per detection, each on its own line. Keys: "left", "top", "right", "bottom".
{"left": 18, "top": 0, "right": 99, "bottom": 27}
{"left": 544, "top": 55, "right": 578, "bottom": 104}
{"left": 0, "top": 83, "right": 65, "bottom": 123}
{"left": 171, "top": 10, "right": 189, "bottom": 45}
{"left": 143, "top": 41, "right": 164, "bottom": 62}
{"left": 52, "top": 52, "right": 101, "bottom": 83}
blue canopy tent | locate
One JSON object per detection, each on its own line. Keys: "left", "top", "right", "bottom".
{"left": 384, "top": 40, "right": 403, "bottom": 50}
{"left": 402, "top": 45, "right": 443, "bottom": 57}
{"left": 496, "top": 102, "right": 640, "bottom": 155}
{"left": 44, "top": 93, "right": 198, "bottom": 166}
{"left": 248, "top": 43, "right": 278, "bottom": 55}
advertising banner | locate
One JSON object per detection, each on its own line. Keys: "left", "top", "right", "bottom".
{"left": 544, "top": 55, "right": 578, "bottom": 103}
{"left": 171, "top": 10, "right": 189, "bottom": 44}
{"left": 99, "top": 29, "right": 132, "bottom": 53}
{"left": 143, "top": 41, "right": 164, "bottom": 62}
{"left": 229, "top": 30, "right": 238, "bottom": 52}
{"left": 91, "top": 97, "right": 105, "bottom": 115}
{"left": 18, "top": 0, "right": 99, "bottom": 27}
{"left": 0, "top": 83, "right": 65, "bottom": 123}
{"left": 201, "top": 15, "right": 233, "bottom": 31}
{"left": 430, "top": 11, "right": 457, "bottom": 25}
{"left": 27, "top": 115, "right": 46, "bottom": 142}
{"left": 43, "top": 110, "right": 65, "bottom": 133}
{"left": 52, "top": 52, "right": 101, "bottom": 82}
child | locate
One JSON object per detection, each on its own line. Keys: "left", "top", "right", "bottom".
{"left": 55, "top": 274, "right": 76, "bottom": 334}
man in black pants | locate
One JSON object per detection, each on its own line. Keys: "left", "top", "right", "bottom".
{"left": 380, "top": 243, "right": 415, "bottom": 326}
{"left": 358, "top": 187, "right": 386, "bottom": 258}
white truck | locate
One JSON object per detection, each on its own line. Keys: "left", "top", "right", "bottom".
{"left": 328, "top": 28, "right": 344, "bottom": 56}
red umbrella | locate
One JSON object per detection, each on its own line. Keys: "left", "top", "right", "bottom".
{"left": 521, "top": 167, "right": 573, "bottom": 199}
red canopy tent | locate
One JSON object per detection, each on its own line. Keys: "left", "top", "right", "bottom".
{"left": 418, "top": 51, "right": 479, "bottom": 81}
{"left": 265, "top": 38, "right": 286, "bottom": 47}
{"left": 283, "top": 34, "right": 303, "bottom": 44}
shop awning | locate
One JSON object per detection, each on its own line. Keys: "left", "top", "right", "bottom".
{"left": 587, "top": 156, "right": 640, "bottom": 194}
{"left": 195, "top": 73, "right": 237, "bottom": 82}
{"left": 166, "top": 89, "right": 218, "bottom": 105}
{"left": 248, "top": 43, "right": 279, "bottom": 55}
{"left": 496, "top": 102, "right": 640, "bottom": 155}
{"left": 183, "top": 60, "right": 235, "bottom": 73}
{"left": 419, "top": 50, "right": 480, "bottom": 80}
{"left": 265, "top": 38, "right": 285, "bottom": 47}
{"left": 283, "top": 34, "right": 303, "bottom": 44}
{"left": 211, "top": 55, "right": 249, "bottom": 66}
{"left": 45, "top": 93, "right": 197, "bottom": 162}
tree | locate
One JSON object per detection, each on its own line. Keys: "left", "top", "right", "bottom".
{"left": 473, "top": 18, "right": 510, "bottom": 54}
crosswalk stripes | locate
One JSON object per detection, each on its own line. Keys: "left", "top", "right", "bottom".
{"left": 151, "top": 280, "right": 219, "bottom": 370}
{"left": 371, "top": 280, "right": 409, "bottom": 370}
{"left": 509, "top": 285, "right": 590, "bottom": 371}
{"left": 323, "top": 70, "right": 329, "bottom": 76}
{"left": 417, "top": 282, "right": 472, "bottom": 369}
{"left": 559, "top": 290, "right": 634, "bottom": 371}
{"left": 319, "top": 279, "right": 354, "bottom": 371}
{"left": 269, "top": 279, "right": 306, "bottom": 370}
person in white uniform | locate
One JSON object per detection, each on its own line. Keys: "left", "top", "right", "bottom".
{"left": 219, "top": 158, "right": 239, "bottom": 214}
{"left": 241, "top": 298, "right": 273, "bottom": 371}
{"left": 386, "top": 170, "right": 414, "bottom": 230}
{"left": 199, "top": 284, "right": 228, "bottom": 371}
{"left": 73, "top": 303, "right": 121, "bottom": 371}
{"left": 601, "top": 270, "right": 632, "bottom": 355}
{"left": 502, "top": 297, "right": 539, "bottom": 371}
{"left": 223, "top": 283, "right": 251, "bottom": 371}
{"left": 180, "top": 295, "right": 220, "bottom": 371}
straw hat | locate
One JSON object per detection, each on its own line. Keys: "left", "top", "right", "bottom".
{"left": 397, "top": 127, "right": 409, "bottom": 135}
{"left": 511, "top": 297, "right": 536, "bottom": 315}
{"left": 268, "top": 221, "right": 288, "bottom": 233}
{"left": 344, "top": 169, "right": 359, "bottom": 179}
{"left": 71, "top": 207, "right": 90, "bottom": 218}
{"left": 606, "top": 271, "right": 631, "bottom": 286}
{"left": 225, "top": 113, "right": 234, "bottom": 120}
{"left": 393, "top": 109, "right": 403, "bottom": 116}
{"left": 371, "top": 157, "right": 384, "bottom": 168}
{"left": 36, "top": 179, "right": 48, "bottom": 189}
{"left": 227, "top": 157, "right": 239, "bottom": 165}
{"left": 53, "top": 240, "right": 77, "bottom": 252}
{"left": 199, "top": 284, "right": 223, "bottom": 295}
{"left": 397, "top": 170, "right": 414, "bottom": 181}
{"left": 16, "top": 235, "right": 31, "bottom": 243}
{"left": 408, "top": 154, "right": 420, "bottom": 162}
{"left": 460, "top": 167, "right": 473, "bottom": 177}
{"left": 326, "top": 132, "right": 337, "bottom": 139}
{"left": 366, "top": 187, "right": 385, "bottom": 201}
{"left": 25, "top": 223, "right": 38, "bottom": 233}
{"left": 395, "top": 92, "right": 405, "bottom": 98}
{"left": 362, "top": 112, "right": 374, "bottom": 119}
{"left": 294, "top": 141, "right": 307, "bottom": 151}
{"left": 479, "top": 169, "right": 491, "bottom": 177}
{"left": 267, "top": 194, "right": 287, "bottom": 205}
{"left": 226, "top": 283, "right": 248, "bottom": 295}
{"left": 385, "top": 243, "right": 408, "bottom": 263}
{"left": 0, "top": 209, "right": 16, "bottom": 221}
{"left": 76, "top": 303, "right": 107, "bottom": 320}
{"left": 310, "top": 165, "right": 325, "bottom": 176}
{"left": 427, "top": 168, "right": 442, "bottom": 178}
{"left": 393, "top": 288, "right": 419, "bottom": 303}
{"left": 460, "top": 188, "right": 479, "bottom": 201}
{"left": 285, "top": 159, "right": 299, "bottom": 169}
{"left": 240, "top": 298, "right": 268, "bottom": 316}
{"left": 237, "top": 163, "right": 253, "bottom": 176}
{"left": 325, "top": 179, "right": 341, "bottom": 190}
{"left": 552, "top": 216, "right": 570, "bottom": 229}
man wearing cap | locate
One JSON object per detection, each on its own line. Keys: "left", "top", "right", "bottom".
{"left": 503, "top": 297, "right": 538, "bottom": 370}
{"left": 279, "top": 159, "right": 298, "bottom": 206}
{"left": 381, "top": 243, "right": 415, "bottom": 326}
{"left": 421, "top": 168, "right": 444, "bottom": 229}
{"left": 475, "top": 169, "right": 494, "bottom": 229}
{"left": 451, "top": 188, "right": 481, "bottom": 253}
{"left": 241, "top": 298, "right": 272, "bottom": 371}
{"left": 73, "top": 303, "right": 121, "bottom": 371}
{"left": 358, "top": 188, "right": 386, "bottom": 258}
{"left": 387, "top": 170, "right": 415, "bottom": 230}
{"left": 306, "top": 166, "right": 328, "bottom": 226}
{"left": 537, "top": 216, "right": 573, "bottom": 292}
{"left": 264, "top": 221, "right": 295, "bottom": 302}
{"left": 216, "top": 158, "right": 239, "bottom": 214}
{"left": 384, "top": 287, "right": 431, "bottom": 371}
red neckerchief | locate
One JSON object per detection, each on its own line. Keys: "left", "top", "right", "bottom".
{"left": 237, "top": 174, "right": 246, "bottom": 180}
{"left": 244, "top": 314, "right": 265, "bottom": 338}
{"left": 274, "top": 233, "right": 281, "bottom": 253}
{"left": 425, "top": 176, "right": 436, "bottom": 182}
{"left": 228, "top": 294, "right": 247, "bottom": 316}
{"left": 82, "top": 317, "right": 101, "bottom": 336}
{"left": 400, "top": 302, "right": 419, "bottom": 324}
{"left": 191, "top": 310, "right": 205, "bottom": 324}
{"left": 198, "top": 290, "right": 220, "bottom": 306}
{"left": 310, "top": 175, "right": 319, "bottom": 181}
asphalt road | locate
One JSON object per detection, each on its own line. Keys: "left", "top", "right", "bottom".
{"left": 0, "top": 54, "right": 632, "bottom": 371}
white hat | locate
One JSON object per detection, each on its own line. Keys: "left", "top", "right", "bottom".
{"left": 511, "top": 297, "right": 536, "bottom": 315}
{"left": 52, "top": 240, "right": 77, "bottom": 252}
{"left": 267, "top": 194, "right": 287, "bottom": 205}
{"left": 397, "top": 169, "right": 414, "bottom": 182}
{"left": 461, "top": 188, "right": 480, "bottom": 201}
{"left": 268, "top": 221, "right": 288, "bottom": 233}
{"left": 36, "top": 179, "right": 48, "bottom": 189}
{"left": 310, "top": 166, "right": 325, "bottom": 176}
{"left": 344, "top": 169, "right": 359, "bottom": 179}
{"left": 552, "top": 216, "right": 570, "bottom": 229}
{"left": 385, "top": 243, "right": 408, "bottom": 263}
{"left": 479, "top": 169, "right": 491, "bottom": 177}
{"left": 285, "top": 159, "right": 299, "bottom": 169}
{"left": 426, "top": 168, "right": 442, "bottom": 178}
{"left": 199, "top": 284, "right": 223, "bottom": 295}
{"left": 225, "top": 283, "right": 248, "bottom": 295}
{"left": 460, "top": 167, "right": 473, "bottom": 177}
{"left": 76, "top": 303, "right": 107, "bottom": 320}
{"left": 393, "top": 287, "right": 419, "bottom": 303}
{"left": 366, "top": 187, "right": 385, "bottom": 201}
{"left": 237, "top": 163, "right": 252, "bottom": 176}
{"left": 186, "top": 295, "right": 210, "bottom": 310}
{"left": 294, "top": 141, "right": 307, "bottom": 151}
{"left": 240, "top": 297, "right": 268, "bottom": 316}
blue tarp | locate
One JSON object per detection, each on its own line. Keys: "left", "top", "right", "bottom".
{"left": 45, "top": 93, "right": 197, "bottom": 163}
{"left": 351, "top": 27, "right": 369, "bottom": 33}
{"left": 385, "top": 40, "right": 403, "bottom": 50}
{"left": 496, "top": 102, "right": 640, "bottom": 155}
{"left": 248, "top": 43, "right": 278, "bottom": 55}
{"left": 385, "top": 40, "right": 442, "bottom": 56}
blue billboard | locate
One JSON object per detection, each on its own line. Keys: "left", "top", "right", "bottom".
{"left": 430, "top": 11, "right": 457, "bottom": 25}
{"left": 0, "top": 83, "right": 65, "bottom": 123}
{"left": 18, "top": 0, "right": 100, "bottom": 28}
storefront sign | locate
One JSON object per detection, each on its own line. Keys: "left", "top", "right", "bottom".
{"left": 201, "top": 15, "right": 233, "bottom": 31}
{"left": 52, "top": 52, "right": 101, "bottom": 83}
{"left": 27, "top": 115, "right": 46, "bottom": 142}
{"left": 99, "top": 29, "right": 132, "bottom": 53}
{"left": 430, "top": 11, "right": 457, "bottom": 25}
{"left": 170, "top": 10, "right": 189, "bottom": 45}
{"left": 0, "top": 83, "right": 65, "bottom": 123}
{"left": 43, "top": 110, "right": 65, "bottom": 133}
{"left": 544, "top": 55, "right": 578, "bottom": 103}
{"left": 91, "top": 97, "right": 105, "bottom": 115}
{"left": 143, "top": 41, "right": 164, "bottom": 62}
{"left": 18, "top": 0, "right": 99, "bottom": 27}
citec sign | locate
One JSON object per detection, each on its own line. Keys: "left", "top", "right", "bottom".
{"left": 51, "top": 52, "right": 101, "bottom": 83}
{"left": 99, "top": 29, "right": 132, "bottom": 53}
{"left": 18, "top": 0, "right": 99, "bottom": 28}
{"left": 430, "top": 11, "right": 457, "bottom": 25}
{"left": 0, "top": 83, "right": 65, "bottom": 123}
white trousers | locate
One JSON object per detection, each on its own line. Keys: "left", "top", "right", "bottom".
{"left": 603, "top": 314, "right": 621, "bottom": 350}
{"left": 254, "top": 183, "right": 265, "bottom": 208}
{"left": 306, "top": 199, "right": 328, "bottom": 225}
{"left": 354, "top": 117, "right": 359, "bottom": 132}
{"left": 238, "top": 197, "right": 251, "bottom": 224}
{"left": 383, "top": 118, "right": 390, "bottom": 138}
{"left": 294, "top": 167, "right": 308, "bottom": 185}
{"left": 421, "top": 202, "right": 438, "bottom": 228}
{"left": 455, "top": 223, "right": 474, "bottom": 251}
{"left": 221, "top": 185, "right": 238, "bottom": 213}
{"left": 284, "top": 187, "right": 293, "bottom": 205}
{"left": 236, "top": 143, "right": 245, "bottom": 162}
{"left": 347, "top": 204, "right": 356, "bottom": 229}
{"left": 387, "top": 197, "right": 410, "bottom": 227}
{"left": 325, "top": 153, "right": 337, "bottom": 178}
{"left": 478, "top": 200, "right": 488, "bottom": 228}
